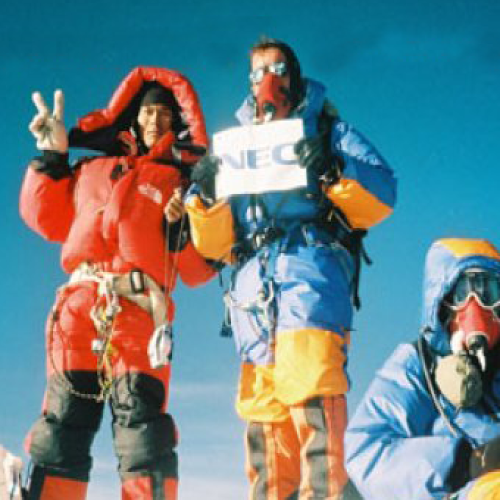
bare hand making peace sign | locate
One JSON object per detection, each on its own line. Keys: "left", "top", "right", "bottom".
{"left": 29, "top": 90, "right": 68, "bottom": 153}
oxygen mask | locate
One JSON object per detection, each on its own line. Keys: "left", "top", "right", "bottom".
{"left": 447, "top": 269, "right": 500, "bottom": 367}
{"left": 435, "top": 269, "right": 500, "bottom": 408}
{"left": 250, "top": 62, "right": 291, "bottom": 122}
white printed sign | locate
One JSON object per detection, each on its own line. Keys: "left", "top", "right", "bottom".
{"left": 213, "top": 119, "right": 306, "bottom": 199}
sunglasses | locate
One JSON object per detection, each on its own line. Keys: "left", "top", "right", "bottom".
{"left": 249, "top": 61, "right": 288, "bottom": 84}
{"left": 447, "top": 269, "right": 500, "bottom": 309}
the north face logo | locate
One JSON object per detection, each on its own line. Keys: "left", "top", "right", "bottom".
{"left": 138, "top": 183, "right": 162, "bottom": 205}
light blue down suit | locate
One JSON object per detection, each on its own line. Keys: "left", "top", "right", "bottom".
{"left": 345, "top": 238, "right": 500, "bottom": 499}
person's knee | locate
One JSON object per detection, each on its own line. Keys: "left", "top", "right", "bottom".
{"left": 111, "top": 373, "right": 176, "bottom": 476}
{"left": 112, "top": 373, "right": 167, "bottom": 426}
{"left": 44, "top": 373, "right": 103, "bottom": 428}
{"left": 28, "top": 417, "right": 94, "bottom": 473}
{"left": 113, "top": 413, "right": 177, "bottom": 474}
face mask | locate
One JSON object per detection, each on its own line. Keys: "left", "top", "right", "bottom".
{"left": 446, "top": 269, "right": 500, "bottom": 370}
{"left": 449, "top": 296, "right": 500, "bottom": 360}
{"left": 434, "top": 270, "right": 500, "bottom": 408}
{"left": 253, "top": 72, "right": 292, "bottom": 122}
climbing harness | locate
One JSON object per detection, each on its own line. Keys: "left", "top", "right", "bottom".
{"left": 48, "top": 263, "right": 169, "bottom": 401}
{"left": 47, "top": 200, "right": 186, "bottom": 401}
{"left": 223, "top": 236, "right": 282, "bottom": 360}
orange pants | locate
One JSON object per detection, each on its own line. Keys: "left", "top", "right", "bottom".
{"left": 245, "top": 395, "right": 348, "bottom": 500}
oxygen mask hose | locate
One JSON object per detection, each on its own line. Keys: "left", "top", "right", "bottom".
{"left": 254, "top": 73, "right": 291, "bottom": 122}
{"left": 466, "top": 334, "right": 488, "bottom": 372}
{"left": 262, "top": 102, "right": 276, "bottom": 123}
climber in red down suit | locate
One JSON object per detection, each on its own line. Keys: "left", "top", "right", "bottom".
{"left": 19, "top": 66, "right": 215, "bottom": 499}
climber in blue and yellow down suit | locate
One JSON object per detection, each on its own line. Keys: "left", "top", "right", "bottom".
{"left": 182, "top": 37, "right": 397, "bottom": 499}
{"left": 346, "top": 238, "right": 500, "bottom": 499}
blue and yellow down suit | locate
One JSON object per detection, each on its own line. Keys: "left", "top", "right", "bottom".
{"left": 345, "top": 238, "right": 500, "bottom": 500}
{"left": 187, "top": 78, "right": 396, "bottom": 498}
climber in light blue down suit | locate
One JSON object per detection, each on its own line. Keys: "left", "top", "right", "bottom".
{"left": 345, "top": 238, "right": 500, "bottom": 499}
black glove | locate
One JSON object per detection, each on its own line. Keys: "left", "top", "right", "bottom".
{"left": 190, "top": 154, "right": 220, "bottom": 203}
{"left": 470, "top": 435, "right": 500, "bottom": 479}
{"left": 445, "top": 439, "right": 473, "bottom": 491}
{"left": 30, "top": 151, "right": 71, "bottom": 180}
{"left": 294, "top": 133, "right": 331, "bottom": 178}
{"left": 170, "top": 141, "right": 207, "bottom": 168}
{"left": 173, "top": 141, "right": 207, "bottom": 156}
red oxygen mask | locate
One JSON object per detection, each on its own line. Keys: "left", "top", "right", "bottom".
{"left": 449, "top": 295, "right": 500, "bottom": 355}
{"left": 254, "top": 73, "right": 291, "bottom": 122}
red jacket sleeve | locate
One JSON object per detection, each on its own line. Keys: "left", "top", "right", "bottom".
{"left": 19, "top": 158, "right": 76, "bottom": 243}
{"left": 174, "top": 240, "right": 217, "bottom": 287}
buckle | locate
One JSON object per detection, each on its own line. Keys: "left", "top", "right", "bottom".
{"left": 129, "top": 269, "right": 146, "bottom": 294}
{"left": 253, "top": 233, "right": 264, "bottom": 249}
{"left": 251, "top": 226, "right": 284, "bottom": 251}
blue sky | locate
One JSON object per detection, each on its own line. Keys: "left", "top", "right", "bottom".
{"left": 1, "top": 0, "right": 499, "bottom": 498}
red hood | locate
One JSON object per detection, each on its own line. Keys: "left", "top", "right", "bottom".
{"left": 68, "top": 66, "right": 208, "bottom": 159}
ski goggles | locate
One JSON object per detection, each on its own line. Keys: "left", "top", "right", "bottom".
{"left": 249, "top": 61, "right": 288, "bottom": 84}
{"left": 448, "top": 269, "right": 500, "bottom": 309}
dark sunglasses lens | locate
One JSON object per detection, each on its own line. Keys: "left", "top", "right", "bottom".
{"left": 485, "top": 274, "right": 500, "bottom": 305}
{"left": 249, "top": 68, "right": 264, "bottom": 84}
{"left": 249, "top": 62, "right": 287, "bottom": 83}
{"left": 453, "top": 275, "right": 470, "bottom": 305}
{"left": 452, "top": 272, "right": 500, "bottom": 306}
{"left": 270, "top": 61, "right": 287, "bottom": 76}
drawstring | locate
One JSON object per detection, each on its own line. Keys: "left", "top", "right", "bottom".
{"left": 417, "top": 334, "right": 479, "bottom": 447}
{"left": 350, "top": 229, "right": 371, "bottom": 310}
{"left": 146, "top": 199, "right": 188, "bottom": 369}
{"left": 164, "top": 214, "right": 185, "bottom": 301}
{"left": 325, "top": 206, "right": 370, "bottom": 310}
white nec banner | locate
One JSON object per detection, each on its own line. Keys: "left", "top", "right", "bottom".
{"left": 213, "top": 119, "right": 306, "bottom": 199}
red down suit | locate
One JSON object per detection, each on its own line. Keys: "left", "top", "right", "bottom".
{"left": 19, "top": 67, "right": 215, "bottom": 500}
